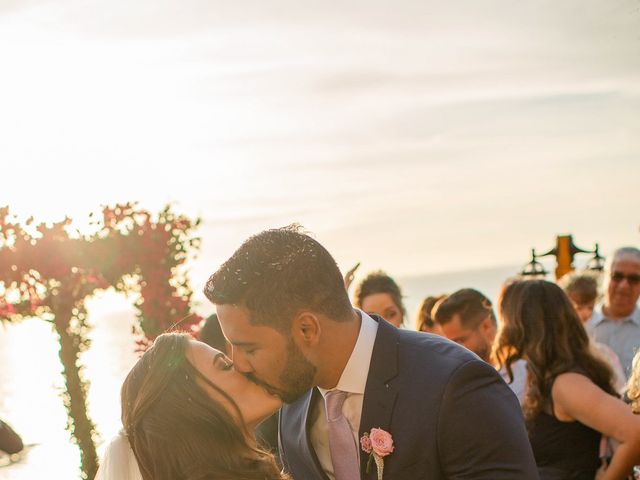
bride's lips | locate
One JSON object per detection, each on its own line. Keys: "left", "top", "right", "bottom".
{"left": 245, "top": 374, "right": 283, "bottom": 399}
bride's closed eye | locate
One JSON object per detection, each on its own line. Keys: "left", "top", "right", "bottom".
{"left": 214, "top": 353, "right": 234, "bottom": 371}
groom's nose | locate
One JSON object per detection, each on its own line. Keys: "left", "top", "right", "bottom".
{"left": 231, "top": 348, "right": 254, "bottom": 374}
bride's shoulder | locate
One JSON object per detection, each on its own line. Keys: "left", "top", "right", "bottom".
{"left": 95, "top": 430, "right": 142, "bottom": 480}
{"left": 102, "top": 430, "right": 130, "bottom": 456}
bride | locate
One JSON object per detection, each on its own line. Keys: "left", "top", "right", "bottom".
{"left": 95, "top": 332, "right": 289, "bottom": 480}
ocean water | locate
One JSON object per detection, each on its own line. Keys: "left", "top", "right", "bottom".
{"left": 398, "top": 263, "right": 523, "bottom": 325}
{"left": 0, "top": 292, "right": 140, "bottom": 480}
{"left": 0, "top": 264, "right": 523, "bottom": 479}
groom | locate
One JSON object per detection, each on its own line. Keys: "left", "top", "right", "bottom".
{"left": 205, "top": 226, "right": 538, "bottom": 480}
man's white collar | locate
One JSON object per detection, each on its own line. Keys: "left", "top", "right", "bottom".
{"left": 318, "top": 309, "right": 378, "bottom": 397}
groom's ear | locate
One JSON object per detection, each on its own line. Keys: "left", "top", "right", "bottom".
{"left": 291, "top": 311, "right": 321, "bottom": 347}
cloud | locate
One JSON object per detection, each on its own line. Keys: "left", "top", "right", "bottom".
{"left": 1, "top": 0, "right": 639, "bottom": 276}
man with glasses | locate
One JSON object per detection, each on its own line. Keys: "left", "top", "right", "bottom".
{"left": 587, "top": 246, "right": 640, "bottom": 378}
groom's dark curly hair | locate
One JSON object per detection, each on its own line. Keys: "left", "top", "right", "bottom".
{"left": 204, "top": 224, "right": 353, "bottom": 331}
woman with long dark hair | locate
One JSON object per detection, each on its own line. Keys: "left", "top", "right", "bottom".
{"left": 96, "top": 333, "right": 288, "bottom": 480}
{"left": 494, "top": 279, "right": 640, "bottom": 480}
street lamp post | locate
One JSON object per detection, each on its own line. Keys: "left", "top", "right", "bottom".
{"left": 520, "top": 235, "right": 604, "bottom": 280}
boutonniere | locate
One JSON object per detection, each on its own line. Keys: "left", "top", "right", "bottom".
{"left": 360, "top": 428, "right": 394, "bottom": 480}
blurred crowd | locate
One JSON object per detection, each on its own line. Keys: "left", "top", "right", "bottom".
{"left": 337, "top": 246, "right": 640, "bottom": 479}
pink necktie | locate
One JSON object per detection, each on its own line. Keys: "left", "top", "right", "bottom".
{"left": 325, "top": 390, "right": 360, "bottom": 480}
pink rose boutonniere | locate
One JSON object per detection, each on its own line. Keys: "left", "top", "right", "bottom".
{"left": 360, "top": 428, "right": 394, "bottom": 480}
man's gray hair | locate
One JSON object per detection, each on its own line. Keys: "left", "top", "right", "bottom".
{"left": 608, "top": 246, "right": 640, "bottom": 270}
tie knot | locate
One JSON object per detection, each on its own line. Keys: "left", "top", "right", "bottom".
{"left": 325, "top": 390, "right": 348, "bottom": 422}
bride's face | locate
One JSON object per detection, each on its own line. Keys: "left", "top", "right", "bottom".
{"left": 186, "top": 340, "right": 282, "bottom": 429}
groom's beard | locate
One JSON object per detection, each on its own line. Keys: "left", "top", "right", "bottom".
{"left": 245, "top": 338, "right": 316, "bottom": 404}
{"left": 278, "top": 338, "right": 317, "bottom": 403}
{"left": 475, "top": 341, "right": 491, "bottom": 363}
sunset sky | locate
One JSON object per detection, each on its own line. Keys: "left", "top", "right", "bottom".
{"left": 1, "top": 0, "right": 639, "bottom": 290}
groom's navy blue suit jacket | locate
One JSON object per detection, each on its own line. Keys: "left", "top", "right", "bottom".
{"left": 279, "top": 316, "right": 539, "bottom": 480}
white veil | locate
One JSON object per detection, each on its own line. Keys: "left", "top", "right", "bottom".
{"left": 94, "top": 430, "right": 143, "bottom": 480}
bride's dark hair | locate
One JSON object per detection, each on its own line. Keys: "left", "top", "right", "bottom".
{"left": 121, "top": 333, "right": 288, "bottom": 480}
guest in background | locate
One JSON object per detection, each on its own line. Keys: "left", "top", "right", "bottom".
{"left": 627, "top": 351, "right": 640, "bottom": 479}
{"left": 354, "top": 270, "right": 406, "bottom": 327}
{"left": 560, "top": 270, "right": 600, "bottom": 323}
{"left": 415, "top": 295, "right": 445, "bottom": 335}
{"left": 198, "top": 313, "right": 228, "bottom": 353}
{"left": 560, "top": 271, "right": 627, "bottom": 392}
{"left": 629, "top": 350, "right": 640, "bottom": 415}
{"left": 433, "top": 287, "right": 527, "bottom": 402}
{"left": 432, "top": 288, "right": 497, "bottom": 362}
{"left": 587, "top": 247, "right": 640, "bottom": 377}
{"left": 494, "top": 279, "right": 640, "bottom": 480}
{"left": 0, "top": 418, "right": 23, "bottom": 455}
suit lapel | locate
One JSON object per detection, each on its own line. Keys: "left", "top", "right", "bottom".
{"left": 358, "top": 317, "right": 399, "bottom": 478}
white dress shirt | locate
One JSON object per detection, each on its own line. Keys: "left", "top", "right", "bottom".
{"left": 499, "top": 358, "right": 528, "bottom": 405}
{"left": 309, "top": 310, "right": 378, "bottom": 480}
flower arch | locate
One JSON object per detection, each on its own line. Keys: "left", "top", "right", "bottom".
{"left": 0, "top": 203, "right": 203, "bottom": 479}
